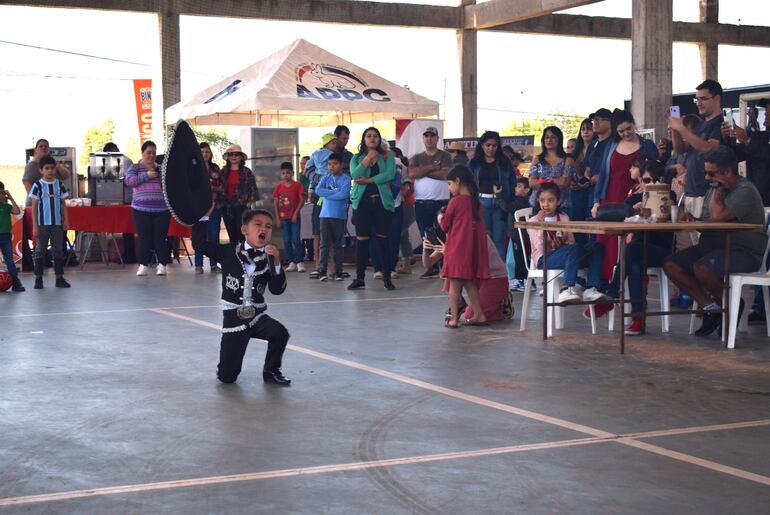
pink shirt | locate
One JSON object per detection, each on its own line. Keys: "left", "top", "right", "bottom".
{"left": 526, "top": 212, "right": 576, "bottom": 268}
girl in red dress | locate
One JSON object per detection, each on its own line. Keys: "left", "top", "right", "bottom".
{"left": 440, "top": 166, "right": 490, "bottom": 328}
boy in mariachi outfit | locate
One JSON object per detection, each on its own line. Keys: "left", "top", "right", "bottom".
{"left": 193, "top": 208, "right": 292, "bottom": 386}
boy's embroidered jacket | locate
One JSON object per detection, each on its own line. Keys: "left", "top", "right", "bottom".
{"left": 193, "top": 233, "right": 287, "bottom": 324}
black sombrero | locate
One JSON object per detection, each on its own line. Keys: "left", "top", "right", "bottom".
{"left": 162, "top": 120, "right": 212, "bottom": 226}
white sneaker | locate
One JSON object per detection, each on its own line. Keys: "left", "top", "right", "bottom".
{"left": 136, "top": 265, "right": 148, "bottom": 276}
{"left": 156, "top": 264, "right": 166, "bottom": 276}
{"left": 583, "top": 287, "right": 609, "bottom": 303}
{"left": 374, "top": 271, "right": 383, "bottom": 279}
{"left": 558, "top": 287, "right": 581, "bottom": 303}
{"left": 296, "top": 262, "right": 306, "bottom": 272}
{"left": 286, "top": 262, "right": 298, "bottom": 272}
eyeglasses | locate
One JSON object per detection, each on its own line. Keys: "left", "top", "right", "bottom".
{"left": 226, "top": 152, "right": 241, "bottom": 157}
{"left": 693, "top": 96, "right": 714, "bottom": 104}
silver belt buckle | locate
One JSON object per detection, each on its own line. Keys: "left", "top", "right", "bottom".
{"left": 236, "top": 305, "right": 256, "bottom": 320}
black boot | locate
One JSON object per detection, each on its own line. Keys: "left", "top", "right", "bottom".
{"left": 353, "top": 239, "right": 370, "bottom": 282}
{"left": 263, "top": 368, "right": 291, "bottom": 386}
{"left": 377, "top": 236, "right": 395, "bottom": 290}
{"left": 11, "top": 276, "right": 25, "bottom": 292}
{"left": 34, "top": 277, "right": 43, "bottom": 289}
{"left": 55, "top": 276, "right": 71, "bottom": 288}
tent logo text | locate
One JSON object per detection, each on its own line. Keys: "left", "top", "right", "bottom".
{"left": 204, "top": 80, "right": 243, "bottom": 104}
{"left": 295, "top": 63, "right": 390, "bottom": 103}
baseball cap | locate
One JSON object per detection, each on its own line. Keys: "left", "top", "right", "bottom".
{"left": 592, "top": 108, "right": 612, "bottom": 120}
{"left": 423, "top": 126, "right": 439, "bottom": 136}
{"left": 321, "top": 133, "right": 337, "bottom": 146}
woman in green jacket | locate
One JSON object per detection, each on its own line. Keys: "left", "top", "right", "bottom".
{"left": 348, "top": 127, "right": 397, "bottom": 291}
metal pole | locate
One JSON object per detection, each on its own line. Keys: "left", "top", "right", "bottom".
{"left": 722, "top": 232, "right": 732, "bottom": 347}
{"left": 542, "top": 228, "right": 548, "bottom": 341}
{"left": 619, "top": 233, "right": 627, "bottom": 354}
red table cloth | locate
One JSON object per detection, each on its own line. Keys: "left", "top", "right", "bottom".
{"left": 25, "top": 205, "right": 192, "bottom": 237}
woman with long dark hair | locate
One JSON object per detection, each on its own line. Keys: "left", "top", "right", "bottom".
{"left": 528, "top": 126, "right": 576, "bottom": 210}
{"left": 467, "top": 131, "right": 514, "bottom": 260}
{"left": 348, "top": 127, "right": 397, "bottom": 291}
{"left": 193, "top": 142, "right": 225, "bottom": 273}
{"left": 591, "top": 109, "right": 658, "bottom": 279}
{"left": 440, "top": 165, "right": 490, "bottom": 327}
{"left": 125, "top": 140, "right": 171, "bottom": 276}
{"left": 221, "top": 144, "right": 259, "bottom": 244}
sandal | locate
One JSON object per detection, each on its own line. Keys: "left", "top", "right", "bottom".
{"left": 462, "top": 319, "right": 488, "bottom": 326}
{"left": 445, "top": 318, "right": 459, "bottom": 329}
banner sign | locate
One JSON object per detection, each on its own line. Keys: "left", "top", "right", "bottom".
{"left": 442, "top": 135, "right": 536, "bottom": 163}
{"left": 133, "top": 79, "right": 153, "bottom": 145}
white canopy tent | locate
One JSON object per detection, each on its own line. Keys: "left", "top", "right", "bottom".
{"left": 166, "top": 39, "right": 439, "bottom": 127}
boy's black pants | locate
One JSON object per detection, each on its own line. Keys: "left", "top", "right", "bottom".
{"left": 218, "top": 312, "right": 289, "bottom": 383}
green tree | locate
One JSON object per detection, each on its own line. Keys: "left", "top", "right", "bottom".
{"left": 191, "top": 126, "right": 235, "bottom": 166}
{"left": 80, "top": 120, "right": 116, "bottom": 165}
{"left": 502, "top": 111, "right": 584, "bottom": 140}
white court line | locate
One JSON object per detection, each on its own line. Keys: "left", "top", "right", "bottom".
{"left": 0, "top": 295, "right": 446, "bottom": 319}
{"left": 0, "top": 437, "right": 605, "bottom": 507}
{"left": 4, "top": 310, "right": 769, "bottom": 507}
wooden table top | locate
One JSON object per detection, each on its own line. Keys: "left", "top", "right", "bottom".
{"left": 514, "top": 220, "right": 764, "bottom": 235}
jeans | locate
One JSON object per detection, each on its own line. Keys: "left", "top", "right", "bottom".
{"left": 207, "top": 208, "right": 222, "bottom": 268}
{"left": 537, "top": 241, "right": 604, "bottom": 288}
{"left": 0, "top": 233, "right": 18, "bottom": 277}
{"left": 480, "top": 197, "right": 507, "bottom": 260}
{"left": 414, "top": 199, "right": 447, "bottom": 238}
{"left": 607, "top": 241, "right": 670, "bottom": 314}
{"left": 33, "top": 225, "right": 64, "bottom": 277}
{"left": 222, "top": 204, "right": 246, "bottom": 244}
{"left": 132, "top": 209, "right": 171, "bottom": 266}
{"left": 281, "top": 219, "right": 302, "bottom": 264}
{"left": 319, "top": 218, "right": 345, "bottom": 276}
{"left": 371, "top": 204, "right": 403, "bottom": 272}
{"left": 400, "top": 203, "right": 416, "bottom": 259}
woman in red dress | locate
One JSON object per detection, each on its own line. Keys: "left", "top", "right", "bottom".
{"left": 440, "top": 166, "right": 490, "bottom": 328}
{"left": 590, "top": 110, "right": 659, "bottom": 279}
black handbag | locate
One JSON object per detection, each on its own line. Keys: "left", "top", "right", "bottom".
{"left": 595, "top": 203, "right": 629, "bottom": 222}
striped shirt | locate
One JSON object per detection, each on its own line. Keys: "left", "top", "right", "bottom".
{"left": 28, "top": 179, "right": 68, "bottom": 226}
{"left": 125, "top": 163, "right": 168, "bottom": 212}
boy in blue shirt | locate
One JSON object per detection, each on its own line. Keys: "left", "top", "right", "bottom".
{"left": 306, "top": 133, "right": 338, "bottom": 278}
{"left": 0, "top": 181, "right": 25, "bottom": 291}
{"left": 315, "top": 154, "right": 351, "bottom": 281}
{"left": 28, "top": 155, "right": 70, "bottom": 289}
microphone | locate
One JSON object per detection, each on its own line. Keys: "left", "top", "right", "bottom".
{"left": 267, "top": 254, "right": 278, "bottom": 277}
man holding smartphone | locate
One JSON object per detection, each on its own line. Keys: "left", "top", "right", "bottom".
{"left": 408, "top": 126, "right": 453, "bottom": 278}
{"left": 667, "top": 80, "right": 725, "bottom": 220}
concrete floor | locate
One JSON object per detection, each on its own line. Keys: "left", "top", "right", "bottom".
{"left": 2, "top": 261, "right": 770, "bottom": 514}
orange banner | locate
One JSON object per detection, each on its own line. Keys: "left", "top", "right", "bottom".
{"left": 133, "top": 79, "right": 153, "bottom": 145}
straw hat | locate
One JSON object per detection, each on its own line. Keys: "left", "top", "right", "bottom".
{"left": 448, "top": 141, "right": 466, "bottom": 152}
{"left": 223, "top": 144, "right": 247, "bottom": 160}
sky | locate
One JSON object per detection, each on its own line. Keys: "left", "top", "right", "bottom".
{"left": 0, "top": 0, "right": 768, "bottom": 166}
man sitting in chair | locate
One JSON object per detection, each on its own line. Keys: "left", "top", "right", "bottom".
{"left": 663, "top": 145, "right": 768, "bottom": 337}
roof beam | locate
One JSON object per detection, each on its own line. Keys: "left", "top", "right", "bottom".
{"left": 463, "top": 0, "right": 600, "bottom": 30}
{"left": 2, "top": 1, "right": 769, "bottom": 47}
{"left": 0, "top": 0, "right": 460, "bottom": 29}
{"left": 488, "top": 13, "right": 770, "bottom": 47}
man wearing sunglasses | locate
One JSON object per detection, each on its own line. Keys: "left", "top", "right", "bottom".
{"left": 663, "top": 146, "right": 768, "bottom": 337}
{"left": 667, "top": 80, "right": 725, "bottom": 222}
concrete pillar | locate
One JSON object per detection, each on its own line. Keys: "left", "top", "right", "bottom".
{"left": 631, "top": 0, "right": 672, "bottom": 142}
{"left": 458, "top": 0, "right": 477, "bottom": 138}
{"left": 698, "top": 0, "right": 719, "bottom": 80}
{"left": 158, "top": 5, "right": 181, "bottom": 127}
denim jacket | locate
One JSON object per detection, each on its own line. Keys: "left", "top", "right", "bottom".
{"left": 594, "top": 138, "right": 658, "bottom": 204}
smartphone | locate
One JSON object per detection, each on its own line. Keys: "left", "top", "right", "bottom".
{"left": 722, "top": 108, "right": 734, "bottom": 126}
{"left": 668, "top": 105, "right": 680, "bottom": 119}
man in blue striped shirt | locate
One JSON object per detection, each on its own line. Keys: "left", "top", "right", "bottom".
{"left": 28, "top": 156, "right": 70, "bottom": 289}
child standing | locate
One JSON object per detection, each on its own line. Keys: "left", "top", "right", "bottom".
{"left": 0, "top": 182, "right": 25, "bottom": 291}
{"left": 192, "top": 209, "right": 292, "bottom": 386}
{"left": 440, "top": 166, "right": 489, "bottom": 328}
{"left": 526, "top": 183, "right": 605, "bottom": 304}
{"left": 28, "top": 156, "right": 70, "bottom": 289}
{"left": 315, "top": 154, "right": 352, "bottom": 281}
{"left": 306, "top": 134, "right": 338, "bottom": 278}
{"left": 273, "top": 162, "right": 305, "bottom": 272}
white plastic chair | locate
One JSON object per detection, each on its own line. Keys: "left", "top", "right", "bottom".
{"left": 726, "top": 219, "right": 770, "bottom": 348}
{"left": 690, "top": 208, "right": 770, "bottom": 342}
{"left": 515, "top": 208, "right": 597, "bottom": 336}
{"left": 607, "top": 267, "right": 671, "bottom": 333}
